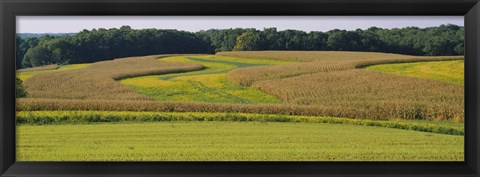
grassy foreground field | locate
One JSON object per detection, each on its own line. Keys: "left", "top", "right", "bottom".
{"left": 17, "top": 121, "right": 463, "bottom": 161}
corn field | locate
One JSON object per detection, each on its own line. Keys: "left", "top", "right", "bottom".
{"left": 17, "top": 51, "right": 464, "bottom": 121}
{"left": 17, "top": 97, "right": 463, "bottom": 121}
{"left": 221, "top": 51, "right": 464, "bottom": 121}
{"left": 22, "top": 55, "right": 205, "bottom": 100}
{"left": 17, "top": 64, "right": 59, "bottom": 73}
{"left": 225, "top": 51, "right": 463, "bottom": 86}
{"left": 217, "top": 51, "right": 415, "bottom": 62}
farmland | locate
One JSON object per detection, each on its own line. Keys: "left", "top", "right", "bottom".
{"left": 16, "top": 51, "right": 464, "bottom": 161}
{"left": 365, "top": 60, "right": 464, "bottom": 84}
{"left": 220, "top": 51, "right": 462, "bottom": 86}
{"left": 120, "top": 55, "right": 294, "bottom": 103}
{"left": 253, "top": 69, "right": 463, "bottom": 121}
{"left": 16, "top": 111, "right": 464, "bottom": 135}
{"left": 16, "top": 63, "right": 91, "bottom": 81}
{"left": 17, "top": 121, "right": 463, "bottom": 161}
{"left": 21, "top": 55, "right": 204, "bottom": 100}
{"left": 221, "top": 51, "right": 464, "bottom": 121}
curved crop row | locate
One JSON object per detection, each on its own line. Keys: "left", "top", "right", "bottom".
{"left": 17, "top": 98, "right": 463, "bottom": 121}
{"left": 23, "top": 55, "right": 205, "bottom": 100}
{"left": 217, "top": 51, "right": 413, "bottom": 62}
{"left": 228, "top": 54, "right": 463, "bottom": 86}
{"left": 221, "top": 51, "right": 464, "bottom": 121}
{"left": 17, "top": 111, "right": 464, "bottom": 135}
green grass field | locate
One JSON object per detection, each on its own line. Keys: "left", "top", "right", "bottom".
{"left": 17, "top": 121, "right": 463, "bottom": 161}
{"left": 120, "top": 55, "right": 295, "bottom": 103}
{"left": 365, "top": 60, "right": 464, "bottom": 85}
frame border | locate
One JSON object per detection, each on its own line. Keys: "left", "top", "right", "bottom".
{"left": 1, "top": 0, "right": 479, "bottom": 176}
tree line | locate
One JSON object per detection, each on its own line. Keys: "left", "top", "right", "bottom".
{"left": 17, "top": 33, "right": 75, "bottom": 39}
{"left": 16, "top": 24, "right": 464, "bottom": 69}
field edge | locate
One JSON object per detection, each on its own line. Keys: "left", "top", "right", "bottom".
{"left": 17, "top": 111, "right": 464, "bottom": 135}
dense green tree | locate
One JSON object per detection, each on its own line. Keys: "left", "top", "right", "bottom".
{"left": 16, "top": 36, "right": 24, "bottom": 69}
{"left": 258, "top": 28, "right": 283, "bottom": 50}
{"left": 233, "top": 31, "right": 261, "bottom": 51}
{"left": 16, "top": 36, "right": 41, "bottom": 68}
{"left": 306, "top": 32, "right": 328, "bottom": 50}
{"left": 23, "top": 46, "right": 53, "bottom": 66}
{"left": 197, "top": 28, "right": 250, "bottom": 52}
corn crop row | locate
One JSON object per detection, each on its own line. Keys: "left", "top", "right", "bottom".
{"left": 22, "top": 55, "right": 205, "bottom": 100}
{"left": 17, "top": 98, "right": 463, "bottom": 121}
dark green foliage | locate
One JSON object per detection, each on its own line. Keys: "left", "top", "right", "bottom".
{"left": 16, "top": 36, "right": 41, "bottom": 68}
{"left": 233, "top": 31, "right": 261, "bottom": 51}
{"left": 196, "top": 28, "right": 254, "bottom": 52}
{"left": 23, "top": 45, "right": 54, "bottom": 66}
{"left": 15, "top": 24, "right": 464, "bottom": 69}
{"left": 327, "top": 29, "right": 362, "bottom": 51}
{"left": 19, "top": 26, "right": 213, "bottom": 68}
{"left": 196, "top": 25, "right": 464, "bottom": 55}
{"left": 16, "top": 77, "right": 27, "bottom": 98}
{"left": 17, "top": 33, "right": 75, "bottom": 39}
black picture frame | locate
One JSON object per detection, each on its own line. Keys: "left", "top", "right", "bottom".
{"left": 1, "top": 0, "right": 479, "bottom": 176}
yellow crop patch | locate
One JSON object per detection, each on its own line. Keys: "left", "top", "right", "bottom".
{"left": 174, "top": 74, "right": 226, "bottom": 88}
{"left": 365, "top": 60, "right": 464, "bottom": 85}
{"left": 120, "top": 76, "right": 177, "bottom": 88}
